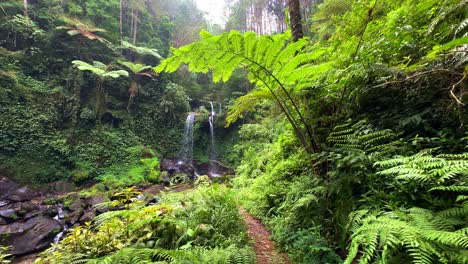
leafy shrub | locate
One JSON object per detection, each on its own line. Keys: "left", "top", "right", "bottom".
{"left": 194, "top": 175, "right": 212, "bottom": 187}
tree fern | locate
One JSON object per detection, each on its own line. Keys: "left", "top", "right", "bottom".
{"left": 72, "top": 60, "right": 128, "bottom": 116}
{"left": 117, "top": 60, "right": 153, "bottom": 111}
{"left": 156, "top": 30, "right": 332, "bottom": 153}
{"left": 121, "top": 40, "right": 162, "bottom": 59}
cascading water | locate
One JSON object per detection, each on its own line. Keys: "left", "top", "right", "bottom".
{"left": 208, "top": 102, "right": 219, "bottom": 175}
{"left": 178, "top": 112, "right": 196, "bottom": 164}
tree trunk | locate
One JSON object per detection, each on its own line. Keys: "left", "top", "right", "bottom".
{"left": 288, "top": 0, "right": 304, "bottom": 41}
{"left": 130, "top": 8, "right": 134, "bottom": 40}
{"left": 132, "top": 10, "right": 138, "bottom": 44}
{"left": 23, "top": 0, "right": 28, "bottom": 16}
{"left": 120, "top": 0, "right": 123, "bottom": 50}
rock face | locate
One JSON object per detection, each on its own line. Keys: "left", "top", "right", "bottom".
{"left": 160, "top": 159, "right": 195, "bottom": 177}
{"left": 0, "top": 177, "right": 37, "bottom": 202}
{"left": 0, "top": 215, "right": 60, "bottom": 255}
{"left": 196, "top": 160, "right": 235, "bottom": 177}
{"left": 0, "top": 176, "right": 110, "bottom": 256}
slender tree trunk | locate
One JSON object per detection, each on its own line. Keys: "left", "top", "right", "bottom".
{"left": 120, "top": 0, "right": 124, "bottom": 51}
{"left": 23, "top": 0, "right": 28, "bottom": 16}
{"left": 288, "top": 0, "right": 304, "bottom": 40}
{"left": 130, "top": 8, "right": 134, "bottom": 40}
{"left": 132, "top": 10, "right": 138, "bottom": 44}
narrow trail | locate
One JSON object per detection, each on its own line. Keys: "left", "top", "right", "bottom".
{"left": 239, "top": 207, "right": 290, "bottom": 264}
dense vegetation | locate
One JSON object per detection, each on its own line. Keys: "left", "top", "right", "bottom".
{"left": 0, "top": 0, "right": 467, "bottom": 263}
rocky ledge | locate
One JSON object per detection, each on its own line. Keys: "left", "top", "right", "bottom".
{"left": 0, "top": 177, "right": 108, "bottom": 256}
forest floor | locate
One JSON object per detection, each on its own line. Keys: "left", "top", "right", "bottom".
{"left": 239, "top": 207, "right": 290, "bottom": 264}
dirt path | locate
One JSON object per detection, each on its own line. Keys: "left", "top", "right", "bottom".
{"left": 239, "top": 207, "right": 290, "bottom": 264}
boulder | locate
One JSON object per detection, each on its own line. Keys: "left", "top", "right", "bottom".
{"left": 79, "top": 210, "right": 95, "bottom": 223}
{"left": 84, "top": 195, "right": 109, "bottom": 213}
{"left": 0, "top": 177, "right": 19, "bottom": 199}
{"left": 65, "top": 208, "right": 84, "bottom": 225}
{"left": 68, "top": 199, "right": 83, "bottom": 211}
{"left": 20, "top": 201, "right": 39, "bottom": 212}
{"left": 0, "top": 215, "right": 61, "bottom": 255}
{"left": 84, "top": 195, "right": 108, "bottom": 207}
{"left": 160, "top": 159, "right": 195, "bottom": 176}
{"left": 0, "top": 208, "right": 16, "bottom": 219}
{"left": 8, "top": 187, "right": 37, "bottom": 202}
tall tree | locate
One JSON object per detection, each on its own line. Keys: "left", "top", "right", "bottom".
{"left": 120, "top": 0, "right": 124, "bottom": 50}
{"left": 23, "top": 0, "right": 28, "bottom": 16}
{"left": 288, "top": 0, "right": 304, "bottom": 40}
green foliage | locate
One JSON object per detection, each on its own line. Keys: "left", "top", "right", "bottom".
{"left": 72, "top": 60, "right": 129, "bottom": 79}
{"left": 57, "top": 17, "right": 108, "bottom": 43}
{"left": 0, "top": 246, "right": 12, "bottom": 264}
{"left": 36, "top": 186, "right": 251, "bottom": 263}
{"left": 0, "top": 14, "right": 45, "bottom": 51}
{"left": 121, "top": 41, "right": 163, "bottom": 59}
{"left": 194, "top": 175, "right": 212, "bottom": 187}
{"left": 117, "top": 60, "right": 152, "bottom": 75}
{"left": 270, "top": 224, "right": 342, "bottom": 264}
{"left": 345, "top": 152, "right": 468, "bottom": 263}
{"left": 156, "top": 29, "right": 332, "bottom": 152}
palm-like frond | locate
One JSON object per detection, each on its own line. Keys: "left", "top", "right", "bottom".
{"left": 57, "top": 17, "right": 107, "bottom": 43}
{"left": 72, "top": 60, "right": 129, "bottom": 79}
{"left": 117, "top": 60, "right": 153, "bottom": 76}
{"left": 121, "top": 41, "right": 162, "bottom": 59}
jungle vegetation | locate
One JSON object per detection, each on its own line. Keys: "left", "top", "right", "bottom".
{"left": 0, "top": 0, "right": 467, "bottom": 263}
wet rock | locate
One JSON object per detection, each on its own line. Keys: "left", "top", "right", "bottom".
{"left": 195, "top": 160, "right": 234, "bottom": 177}
{"left": 0, "top": 215, "right": 61, "bottom": 255}
{"left": 0, "top": 200, "right": 9, "bottom": 207}
{"left": 0, "top": 208, "right": 16, "bottom": 219}
{"left": 85, "top": 195, "right": 109, "bottom": 213}
{"left": 84, "top": 195, "right": 107, "bottom": 207}
{"left": 20, "top": 201, "right": 39, "bottom": 212}
{"left": 0, "top": 177, "right": 19, "bottom": 199}
{"left": 65, "top": 208, "right": 84, "bottom": 225}
{"left": 79, "top": 210, "right": 95, "bottom": 223}
{"left": 8, "top": 187, "right": 37, "bottom": 202}
{"left": 160, "top": 159, "right": 195, "bottom": 176}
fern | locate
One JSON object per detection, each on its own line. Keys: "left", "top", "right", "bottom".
{"left": 327, "top": 120, "right": 399, "bottom": 161}
{"left": 345, "top": 207, "right": 468, "bottom": 264}
{"left": 121, "top": 41, "right": 162, "bottom": 59}
{"left": 346, "top": 152, "right": 468, "bottom": 264}
{"left": 376, "top": 153, "right": 468, "bottom": 186}
{"left": 156, "top": 30, "right": 332, "bottom": 153}
{"left": 85, "top": 247, "right": 179, "bottom": 263}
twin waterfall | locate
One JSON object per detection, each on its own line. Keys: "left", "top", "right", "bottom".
{"left": 178, "top": 102, "right": 220, "bottom": 176}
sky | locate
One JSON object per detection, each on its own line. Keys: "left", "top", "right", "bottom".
{"left": 195, "top": 0, "right": 227, "bottom": 26}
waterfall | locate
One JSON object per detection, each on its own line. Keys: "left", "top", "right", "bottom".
{"left": 178, "top": 112, "right": 196, "bottom": 164}
{"left": 208, "top": 102, "right": 219, "bottom": 175}
{"left": 209, "top": 102, "right": 216, "bottom": 161}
